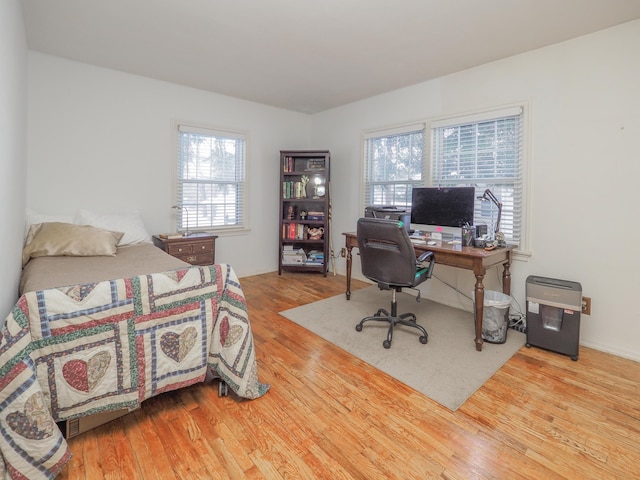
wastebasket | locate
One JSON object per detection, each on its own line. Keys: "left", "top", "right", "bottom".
{"left": 472, "top": 290, "right": 512, "bottom": 344}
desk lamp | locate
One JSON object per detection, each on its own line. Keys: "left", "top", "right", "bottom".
{"left": 478, "top": 189, "right": 505, "bottom": 247}
{"left": 172, "top": 205, "right": 192, "bottom": 236}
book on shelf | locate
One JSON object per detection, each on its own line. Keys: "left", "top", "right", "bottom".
{"left": 305, "top": 258, "right": 324, "bottom": 265}
{"left": 282, "top": 180, "right": 306, "bottom": 199}
{"left": 307, "top": 211, "right": 324, "bottom": 221}
{"left": 283, "top": 223, "right": 306, "bottom": 240}
{"left": 305, "top": 250, "right": 324, "bottom": 265}
{"left": 158, "top": 233, "right": 183, "bottom": 239}
{"left": 283, "top": 156, "right": 295, "bottom": 173}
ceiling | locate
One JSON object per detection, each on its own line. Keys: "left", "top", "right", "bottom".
{"left": 22, "top": 0, "right": 640, "bottom": 114}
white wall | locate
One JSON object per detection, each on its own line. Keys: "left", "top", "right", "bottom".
{"left": 312, "top": 20, "right": 640, "bottom": 361}
{"left": 0, "top": 0, "right": 28, "bottom": 320}
{"left": 27, "top": 53, "right": 311, "bottom": 278}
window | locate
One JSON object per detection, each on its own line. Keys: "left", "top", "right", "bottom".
{"left": 431, "top": 106, "right": 525, "bottom": 246}
{"left": 175, "top": 124, "right": 246, "bottom": 232}
{"left": 363, "top": 123, "right": 425, "bottom": 208}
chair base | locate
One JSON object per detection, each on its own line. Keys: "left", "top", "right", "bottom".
{"left": 356, "top": 307, "right": 428, "bottom": 349}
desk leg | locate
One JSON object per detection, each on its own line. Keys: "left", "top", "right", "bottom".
{"left": 345, "top": 245, "right": 353, "bottom": 300}
{"left": 502, "top": 256, "right": 512, "bottom": 295}
{"left": 473, "top": 273, "right": 485, "bottom": 352}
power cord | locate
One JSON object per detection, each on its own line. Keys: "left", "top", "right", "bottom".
{"left": 431, "top": 269, "right": 527, "bottom": 333}
{"left": 509, "top": 313, "right": 527, "bottom": 333}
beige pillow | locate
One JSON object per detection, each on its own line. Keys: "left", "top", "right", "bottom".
{"left": 22, "top": 222, "right": 125, "bottom": 267}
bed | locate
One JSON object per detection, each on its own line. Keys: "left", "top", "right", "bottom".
{"left": 0, "top": 220, "right": 269, "bottom": 479}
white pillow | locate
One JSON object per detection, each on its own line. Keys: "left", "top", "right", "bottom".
{"left": 25, "top": 209, "right": 74, "bottom": 239}
{"left": 74, "top": 209, "right": 152, "bottom": 246}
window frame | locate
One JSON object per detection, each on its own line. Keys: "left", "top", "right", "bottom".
{"left": 428, "top": 104, "right": 530, "bottom": 253}
{"left": 173, "top": 122, "right": 249, "bottom": 235}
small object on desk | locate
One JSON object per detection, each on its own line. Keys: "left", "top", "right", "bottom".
{"left": 427, "top": 240, "right": 437, "bottom": 246}
{"left": 448, "top": 240, "right": 461, "bottom": 245}
{"left": 485, "top": 244, "right": 497, "bottom": 251}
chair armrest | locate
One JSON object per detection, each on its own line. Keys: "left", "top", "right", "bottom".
{"left": 417, "top": 251, "right": 433, "bottom": 262}
{"left": 416, "top": 250, "right": 435, "bottom": 280}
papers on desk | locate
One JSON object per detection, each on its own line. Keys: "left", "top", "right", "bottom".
{"left": 410, "top": 237, "right": 427, "bottom": 245}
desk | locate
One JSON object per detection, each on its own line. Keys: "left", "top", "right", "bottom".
{"left": 343, "top": 232, "right": 514, "bottom": 352}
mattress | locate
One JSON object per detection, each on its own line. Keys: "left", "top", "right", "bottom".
{"left": 20, "top": 243, "right": 188, "bottom": 294}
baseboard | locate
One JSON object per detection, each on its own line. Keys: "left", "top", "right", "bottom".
{"left": 578, "top": 340, "right": 640, "bottom": 363}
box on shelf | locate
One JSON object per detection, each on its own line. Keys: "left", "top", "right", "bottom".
{"left": 282, "top": 247, "right": 307, "bottom": 265}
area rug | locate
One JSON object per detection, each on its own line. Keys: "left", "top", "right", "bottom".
{"left": 279, "top": 286, "right": 525, "bottom": 411}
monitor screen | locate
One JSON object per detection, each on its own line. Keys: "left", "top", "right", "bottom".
{"left": 410, "top": 187, "right": 475, "bottom": 228}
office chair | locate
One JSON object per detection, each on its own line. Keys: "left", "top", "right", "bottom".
{"left": 355, "top": 217, "right": 435, "bottom": 349}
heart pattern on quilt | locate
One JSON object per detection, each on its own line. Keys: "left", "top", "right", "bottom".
{"left": 160, "top": 326, "right": 198, "bottom": 363}
{"left": 62, "top": 351, "right": 111, "bottom": 393}
{"left": 7, "top": 392, "right": 55, "bottom": 440}
{"left": 219, "top": 316, "right": 243, "bottom": 347}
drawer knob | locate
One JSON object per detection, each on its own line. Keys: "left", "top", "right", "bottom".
{"left": 177, "top": 248, "right": 183, "bottom": 252}
{"left": 201, "top": 245, "right": 206, "bottom": 250}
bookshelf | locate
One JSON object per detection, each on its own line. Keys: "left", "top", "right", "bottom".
{"left": 279, "top": 150, "right": 330, "bottom": 276}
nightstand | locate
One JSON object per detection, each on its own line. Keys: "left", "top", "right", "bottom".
{"left": 152, "top": 233, "right": 218, "bottom": 266}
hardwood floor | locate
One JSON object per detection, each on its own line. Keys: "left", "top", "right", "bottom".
{"left": 58, "top": 272, "right": 640, "bottom": 479}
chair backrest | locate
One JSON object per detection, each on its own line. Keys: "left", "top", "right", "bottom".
{"left": 357, "top": 217, "right": 418, "bottom": 288}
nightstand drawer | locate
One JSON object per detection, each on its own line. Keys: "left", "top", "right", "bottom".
{"left": 166, "top": 241, "right": 213, "bottom": 256}
{"left": 175, "top": 252, "right": 214, "bottom": 266}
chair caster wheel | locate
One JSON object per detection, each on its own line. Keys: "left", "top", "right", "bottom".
{"left": 218, "top": 380, "right": 229, "bottom": 397}
{"left": 383, "top": 340, "right": 391, "bottom": 349}
{"left": 355, "top": 324, "right": 363, "bottom": 332}
{"left": 419, "top": 335, "right": 428, "bottom": 344}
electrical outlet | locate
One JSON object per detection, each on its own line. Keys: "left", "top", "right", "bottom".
{"left": 340, "top": 247, "right": 346, "bottom": 258}
{"left": 582, "top": 296, "right": 591, "bottom": 315}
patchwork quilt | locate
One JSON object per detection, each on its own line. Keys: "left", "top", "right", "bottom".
{"left": 0, "top": 263, "right": 269, "bottom": 479}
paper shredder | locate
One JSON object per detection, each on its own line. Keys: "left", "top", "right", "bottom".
{"left": 525, "top": 276, "right": 582, "bottom": 361}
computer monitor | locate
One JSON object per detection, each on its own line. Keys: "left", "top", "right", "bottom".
{"left": 410, "top": 187, "right": 475, "bottom": 236}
